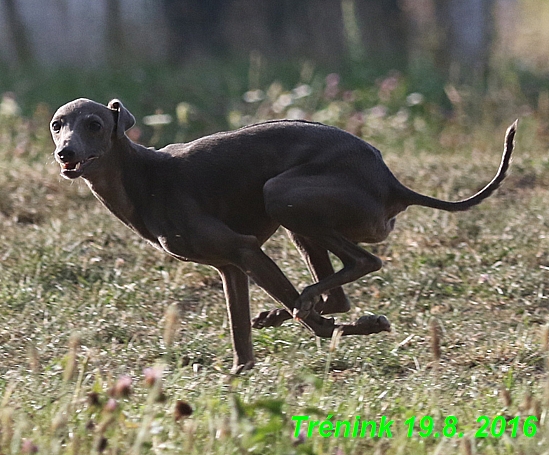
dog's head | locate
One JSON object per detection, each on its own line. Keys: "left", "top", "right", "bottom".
{"left": 50, "top": 98, "right": 135, "bottom": 179}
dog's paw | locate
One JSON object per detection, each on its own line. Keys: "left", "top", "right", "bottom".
{"left": 355, "top": 314, "right": 391, "bottom": 333}
{"left": 230, "top": 360, "right": 255, "bottom": 375}
{"left": 338, "top": 314, "right": 391, "bottom": 336}
{"left": 252, "top": 308, "right": 291, "bottom": 329}
{"left": 292, "top": 296, "right": 316, "bottom": 321}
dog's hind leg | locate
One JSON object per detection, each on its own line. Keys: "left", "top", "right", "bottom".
{"left": 294, "top": 233, "right": 382, "bottom": 318}
{"left": 252, "top": 232, "right": 351, "bottom": 329}
{"left": 288, "top": 232, "right": 351, "bottom": 315}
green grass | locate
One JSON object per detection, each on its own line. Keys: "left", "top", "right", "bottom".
{"left": 1, "top": 76, "right": 549, "bottom": 454}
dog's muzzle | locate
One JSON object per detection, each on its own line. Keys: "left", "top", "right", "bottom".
{"left": 58, "top": 156, "right": 98, "bottom": 179}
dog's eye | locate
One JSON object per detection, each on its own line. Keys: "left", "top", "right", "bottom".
{"left": 88, "top": 121, "right": 102, "bottom": 132}
{"left": 51, "top": 121, "right": 61, "bottom": 132}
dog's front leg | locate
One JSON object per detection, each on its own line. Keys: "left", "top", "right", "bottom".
{"left": 230, "top": 237, "right": 337, "bottom": 336}
{"left": 158, "top": 229, "right": 335, "bottom": 357}
{"left": 218, "top": 265, "right": 255, "bottom": 373}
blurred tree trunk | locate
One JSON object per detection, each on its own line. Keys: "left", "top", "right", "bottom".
{"left": 353, "top": 0, "right": 408, "bottom": 71}
{"left": 3, "top": 0, "right": 33, "bottom": 65}
{"left": 223, "top": 0, "right": 345, "bottom": 65}
{"left": 106, "top": 0, "right": 124, "bottom": 66}
{"left": 162, "top": 0, "right": 227, "bottom": 62}
{"left": 159, "top": 0, "right": 409, "bottom": 69}
{"left": 434, "top": 0, "right": 495, "bottom": 85}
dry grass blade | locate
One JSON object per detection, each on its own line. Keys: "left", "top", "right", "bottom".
{"left": 429, "top": 318, "right": 442, "bottom": 363}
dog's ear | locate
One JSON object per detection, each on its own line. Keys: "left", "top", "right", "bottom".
{"left": 108, "top": 99, "right": 136, "bottom": 139}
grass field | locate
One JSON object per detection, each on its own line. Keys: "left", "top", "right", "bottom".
{"left": 1, "top": 78, "right": 549, "bottom": 454}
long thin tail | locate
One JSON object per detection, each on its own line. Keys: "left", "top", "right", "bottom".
{"left": 402, "top": 120, "right": 517, "bottom": 212}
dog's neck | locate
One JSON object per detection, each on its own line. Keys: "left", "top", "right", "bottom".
{"left": 83, "top": 138, "right": 150, "bottom": 237}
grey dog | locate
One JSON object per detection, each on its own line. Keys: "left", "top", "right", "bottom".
{"left": 51, "top": 98, "right": 517, "bottom": 372}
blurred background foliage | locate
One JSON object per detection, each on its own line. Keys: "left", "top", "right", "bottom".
{"left": 0, "top": 0, "right": 548, "bottom": 144}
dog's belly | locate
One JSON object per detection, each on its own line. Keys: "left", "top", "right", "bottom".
{"left": 226, "top": 217, "right": 280, "bottom": 245}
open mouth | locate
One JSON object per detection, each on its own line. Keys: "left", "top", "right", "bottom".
{"left": 60, "top": 156, "right": 98, "bottom": 179}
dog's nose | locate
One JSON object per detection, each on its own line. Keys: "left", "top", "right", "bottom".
{"left": 57, "top": 147, "right": 76, "bottom": 162}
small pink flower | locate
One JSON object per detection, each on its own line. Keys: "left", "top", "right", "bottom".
{"left": 110, "top": 375, "right": 132, "bottom": 398}
{"left": 118, "top": 375, "right": 132, "bottom": 393}
{"left": 21, "top": 439, "right": 39, "bottom": 453}
{"left": 104, "top": 398, "right": 118, "bottom": 413}
{"left": 324, "top": 73, "right": 340, "bottom": 99}
{"left": 143, "top": 367, "right": 162, "bottom": 388}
